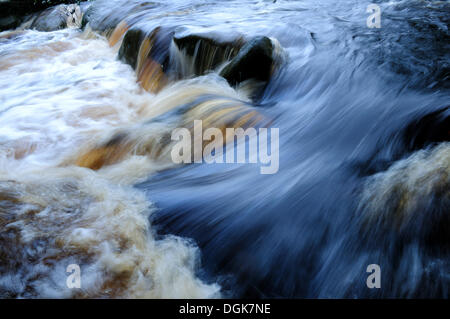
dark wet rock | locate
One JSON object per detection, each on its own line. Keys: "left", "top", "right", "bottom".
{"left": 117, "top": 26, "right": 173, "bottom": 93}
{"left": 118, "top": 28, "right": 145, "bottom": 70}
{"left": 30, "top": 4, "right": 82, "bottom": 32}
{"left": 118, "top": 26, "right": 173, "bottom": 70}
{"left": 0, "top": 1, "right": 77, "bottom": 17}
{"left": 0, "top": 15, "right": 24, "bottom": 31}
{"left": 220, "top": 36, "right": 276, "bottom": 87}
{"left": 0, "top": 0, "right": 79, "bottom": 31}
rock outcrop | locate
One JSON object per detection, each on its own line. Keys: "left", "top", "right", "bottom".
{"left": 30, "top": 4, "right": 82, "bottom": 32}
{"left": 113, "top": 24, "right": 286, "bottom": 99}
{"left": 0, "top": 0, "right": 79, "bottom": 31}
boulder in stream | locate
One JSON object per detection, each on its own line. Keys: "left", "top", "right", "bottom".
{"left": 30, "top": 4, "right": 82, "bottom": 32}
{"left": 220, "top": 36, "right": 279, "bottom": 87}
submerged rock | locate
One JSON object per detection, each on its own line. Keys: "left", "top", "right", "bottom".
{"left": 358, "top": 142, "right": 450, "bottom": 247}
{"left": 75, "top": 84, "right": 269, "bottom": 170}
{"left": 30, "top": 4, "right": 82, "bottom": 32}
{"left": 81, "top": 0, "right": 156, "bottom": 34}
{"left": 80, "top": 0, "right": 119, "bottom": 32}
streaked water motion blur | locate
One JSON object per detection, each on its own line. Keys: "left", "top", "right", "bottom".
{"left": 0, "top": 0, "right": 448, "bottom": 298}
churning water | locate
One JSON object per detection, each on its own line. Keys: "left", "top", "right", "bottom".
{"left": 0, "top": 0, "right": 448, "bottom": 298}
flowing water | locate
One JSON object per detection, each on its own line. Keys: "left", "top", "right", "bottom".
{"left": 0, "top": 0, "right": 449, "bottom": 298}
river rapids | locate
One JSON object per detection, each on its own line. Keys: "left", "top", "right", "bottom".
{"left": 0, "top": 0, "right": 448, "bottom": 298}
